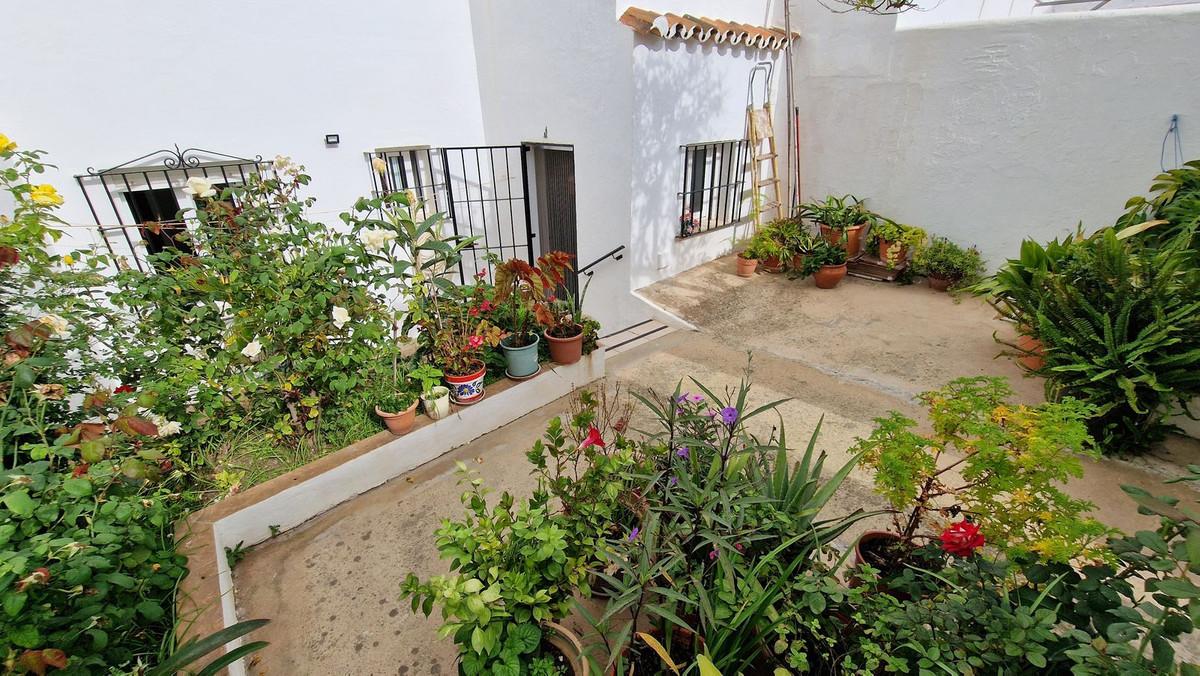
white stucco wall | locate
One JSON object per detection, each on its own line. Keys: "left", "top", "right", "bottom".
{"left": 626, "top": 0, "right": 788, "bottom": 291}
{"left": 467, "top": 0, "right": 645, "bottom": 332}
{"left": 790, "top": 3, "right": 1199, "bottom": 268}
{"left": 1, "top": 0, "right": 487, "bottom": 250}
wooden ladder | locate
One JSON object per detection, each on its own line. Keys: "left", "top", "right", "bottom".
{"left": 747, "top": 102, "right": 781, "bottom": 228}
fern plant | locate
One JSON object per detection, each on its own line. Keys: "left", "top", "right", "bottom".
{"left": 984, "top": 226, "right": 1200, "bottom": 454}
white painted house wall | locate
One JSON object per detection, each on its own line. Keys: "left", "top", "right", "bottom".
{"left": 1, "top": 0, "right": 488, "bottom": 251}
{"left": 790, "top": 2, "right": 1200, "bottom": 269}
{"left": 625, "top": 0, "right": 787, "bottom": 291}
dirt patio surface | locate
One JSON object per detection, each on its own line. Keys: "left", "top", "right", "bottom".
{"left": 233, "top": 254, "right": 1200, "bottom": 675}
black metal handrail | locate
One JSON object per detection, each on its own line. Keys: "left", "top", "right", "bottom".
{"left": 577, "top": 245, "right": 625, "bottom": 279}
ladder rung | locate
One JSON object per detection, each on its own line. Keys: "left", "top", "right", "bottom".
{"left": 755, "top": 178, "right": 778, "bottom": 187}
{"left": 754, "top": 153, "right": 777, "bottom": 161}
{"left": 760, "top": 201, "right": 781, "bottom": 210}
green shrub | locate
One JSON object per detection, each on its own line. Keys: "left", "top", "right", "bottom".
{"left": 911, "top": 236, "right": 984, "bottom": 286}
{"left": 0, "top": 460, "right": 187, "bottom": 671}
{"left": 983, "top": 226, "right": 1200, "bottom": 454}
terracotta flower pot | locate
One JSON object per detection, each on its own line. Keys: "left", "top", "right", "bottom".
{"left": 545, "top": 326, "right": 584, "bottom": 365}
{"left": 853, "top": 530, "right": 903, "bottom": 568}
{"left": 375, "top": 398, "right": 419, "bottom": 436}
{"left": 736, "top": 256, "right": 758, "bottom": 277}
{"left": 421, "top": 386, "right": 451, "bottom": 420}
{"left": 878, "top": 239, "right": 907, "bottom": 267}
{"left": 542, "top": 621, "right": 588, "bottom": 676}
{"left": 820, "top": 223, "right": 866, "bottom": 256}
{"left": 790, "top": 253, "right": 807, "bottom": 271}
{"left": 927, "top": 274, "right": 953, "bottom": 292}
{"left": 762, "top": 255, "right": 784, "bottom": 273}
{"left": 813, "top": 263, "right": 847, "bottom": 289}
{"left": 1016, "top": 334, "right": 1045, "bottom": 371}
{"left": 445, "top": 360, "right": 486, "bottom": 405}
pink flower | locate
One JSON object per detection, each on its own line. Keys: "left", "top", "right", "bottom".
{"left": 481, "top": 300, "right": 494, "bottom": 312}
{"left": 468, "top": 306, "right": 480, "bottom": 317}
{"left": 466, "top": 335, "right": 484, "bottom": 350}
{"left": 579, "top": 426, "right": 606, "bottom": 450}
{"left": 114, "top": 384, "right": 135, "bottom": 394}
{"left": 940, "top": 521, "right": 985, "bottom": 557}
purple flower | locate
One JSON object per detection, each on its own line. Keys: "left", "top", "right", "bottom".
{"left": 676, "top": 392, "right": 691, "bottom": 404}
{"left": 675, "top": 446, "right": 689, "bottom": 459}
{"left": 708, "top": 548, "right": 719, "bottom": 561}
{"left": 668, "top": 476, "right": 678, "bottom": 487}
{"left": 627, "top": 527, "right": 640, "bottom": 542}
{"left": 719, "top": 406, "right": 739, "bottom": 426}
{"left": 689, "top": 393, "right": 704, "bottom": 403}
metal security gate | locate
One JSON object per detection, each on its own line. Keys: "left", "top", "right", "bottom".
{"left": 75, "top": 145, "right": 267, "bottom": 273}
{"left": 367, "top": 145, "right": 535, "bottom": 285}
{"left": 534, "top": 146, "right": 579, "bottom": 299}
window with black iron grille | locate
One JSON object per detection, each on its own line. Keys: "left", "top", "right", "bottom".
{"left": 677, "top": 139, "right": 750, "bottom": 238}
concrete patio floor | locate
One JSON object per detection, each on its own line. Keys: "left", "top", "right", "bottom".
{"left": 233, "top": 254, "right": 1200, "bottom": 675}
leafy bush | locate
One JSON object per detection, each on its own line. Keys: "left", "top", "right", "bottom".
{"left": 801, "top": 239, "right": 848, "bottom": 274}
{"left": 400, "top": 463, "right": 590, "bottom": 675}
{"left": 911, "top": 236, "right": 984, "bottom": 286}
{"left": 799, "top": 194, "right": 871, "bottom": 231}
{"left": 853, "top": 376, "right": 1110, "bottom": 563}
{"left": 109, "top": 163, "right": 393, "bottom": 445}
{"left": 982, "top": 226, "right": 1200, "bottom": 454}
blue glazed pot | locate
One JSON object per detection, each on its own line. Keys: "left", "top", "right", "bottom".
{"left": 501, "top": 333, "right": 540, "bottom": 378}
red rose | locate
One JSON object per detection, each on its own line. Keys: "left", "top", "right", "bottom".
{"left": 940, "top": 521, "right": 985, "bottom": 557}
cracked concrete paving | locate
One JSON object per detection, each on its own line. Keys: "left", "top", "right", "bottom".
{"left": 234, "top": 254, "right": 1200, "bottom": 675}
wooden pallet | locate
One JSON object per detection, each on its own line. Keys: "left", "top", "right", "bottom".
{"left": 847, "top": 253, "right": 908, "bottom": 282}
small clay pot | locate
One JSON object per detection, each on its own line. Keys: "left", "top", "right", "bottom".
{"left": 820, "top": 223, "right": 866, "bottom": 256}
{"left": 762, "top": 255, "right": 784, "bottom": 273}
{"left": 927, "top": 274, "right": 953, "bottom": 292}
{"left": 736, "top": 256, "right": 758, "bottom": 277}
{"left": 790, "top": 253, "right": 807, "bottom": 271}
{"left": 543, "top": 621, "right": 588, "bottom": 676}
{"left": 544, "top": 326, "right": 584, "bottom": 365}
{"left": 421, "top": 386, "right": 451, "bottom": 420}
{"left": 1016, "top": 334, "right": 1045, "bottom": 371}
{"left": 813, "top": 263, "right": 847, "bottom": 289}
{"left": 375, "top": 399, "right": 419, "bottom": 435}
{"left": 878, "top": 239, "right": 907, "bottom": 267}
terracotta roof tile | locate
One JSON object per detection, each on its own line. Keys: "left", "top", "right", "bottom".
{"left": 619, "top": 6, "right": 799, "bottom": 50}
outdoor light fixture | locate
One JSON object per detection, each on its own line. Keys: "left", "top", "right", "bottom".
{"left": 325, "top": 134, "right": 340, "bottom": 146}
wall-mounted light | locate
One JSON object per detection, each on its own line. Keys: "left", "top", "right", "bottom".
{"left": 325, "top": 134, "right": 340, "bottom": 146}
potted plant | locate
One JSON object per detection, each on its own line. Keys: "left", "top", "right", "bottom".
{"left": 871, "top": 218, "right": 926, "bottom": 269}
{"left": 781, "top": 222, "right": 817, "bottom": 272}
{"left": 400, "top": 464, "right": 593, "bottom": 675}
{"left": 541, "top": 272, "right": 593, "bottom": 366}
{"left": 493, "top": 252, "right": 573, "bottom": 379}
{"left": 425, "top": 284, "right": 502, "bottom": 405}
{"left": 750, "top": 228, "right": 787, "bottom": 273}
{"left": 803, "top": 240, "right": 849, "bottom": 289}
{"left": 736, "top": 241, "right": 761, "bottom": 277}
{"left": 800, "top": 194, "right": 872, "bottom": 257}
{"left": 374, "top": 388, "right": 419, "bottom": 435}
{"left": 851, "top": 376, "right": 1109, "bottom": 574}
{"left": 409, "top": 363, "right": 449, "bottom": 420}
{"left": 911, "top": 236, "right": 984, "bottom": 291}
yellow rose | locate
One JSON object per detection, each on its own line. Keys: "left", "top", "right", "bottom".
{"left": 30, "top": 184, "right": 63, "bottom": 207}
{"left": 0, "top": 133, "right": 15, "bottom": 154}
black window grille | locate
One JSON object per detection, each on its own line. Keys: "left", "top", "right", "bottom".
{"left": 366, "top": 145, "right": 535, "bottom": 286}
{"left": 677, "top": 139, "right": 749, "bottom": 238}
{"left": 75, "top": 146, "right": 266, "bottom": 273}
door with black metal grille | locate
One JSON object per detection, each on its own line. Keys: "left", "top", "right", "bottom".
{"left": 532, "top": 146, "right": 579, "bottom": 299}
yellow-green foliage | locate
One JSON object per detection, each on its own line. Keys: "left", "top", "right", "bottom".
{"left": 854, "top": 377, "right": 1112, "bottom": 563}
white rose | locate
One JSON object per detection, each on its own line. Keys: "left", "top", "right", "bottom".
{"left": 241, "top": 339, "right": 263, "bottom": 360}
{"left": 38, "top": 314, "right": 70, "bottom": 339}
{"left": 331, "top": 306, "right": 350, "bottom": 330}
{"left": 157, "top": 420, "right": 182, "bottom": 437}
{"left": 361, "top": 227, "right": 396, "bottom": 253}
{"left": 184, "top": 177, "right": 216, "bottom": 199}
{"left": 371, "top": 157, "right": 387, "bottom": 174}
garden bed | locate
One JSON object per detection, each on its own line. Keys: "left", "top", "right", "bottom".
{"left": 174, "top": 352, "right": 604, "bottom": 675}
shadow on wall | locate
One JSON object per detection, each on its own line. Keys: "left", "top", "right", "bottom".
{"left": 629, "top": 35, "right": 778, "bottom": 288}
